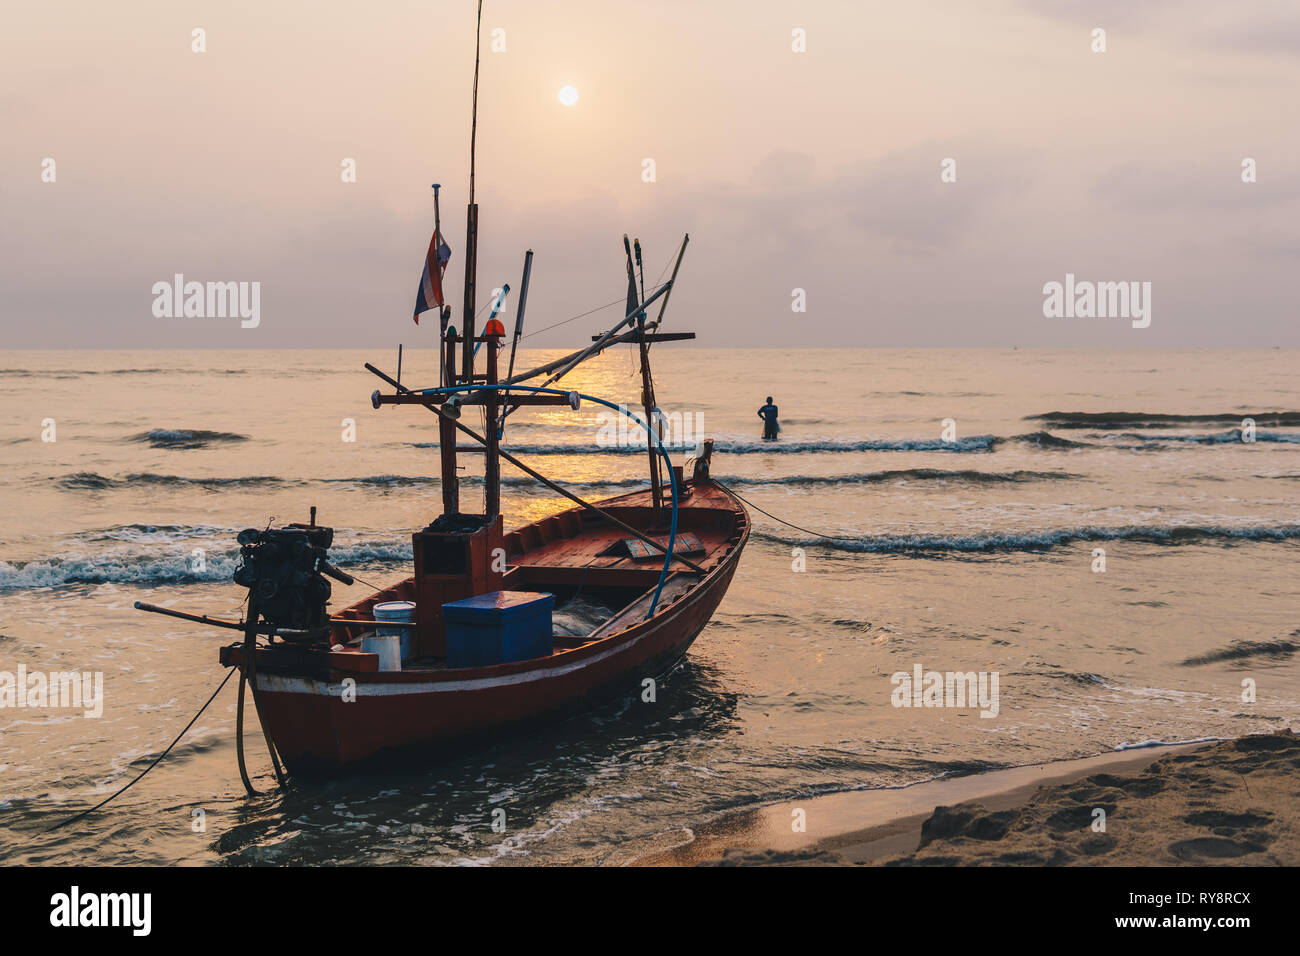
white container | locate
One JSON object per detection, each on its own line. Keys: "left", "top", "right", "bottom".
{"left": 361, "top": 633, "right": 402, "bottom": 671}
{"left": 373, "top": 600, "right": 417, "bottom": 661}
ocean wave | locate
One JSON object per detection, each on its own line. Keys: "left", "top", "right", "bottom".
{"left": 717, "top": 436, "right": 1000, "bottom": 454}
{"left": 0, "top": 368, "right": 250, "bottom": 378}
{"left": 51, "top": 469, "right": 1078, "bottom": 495}
{"left": 55, "top": 472, "right": 287, "bottom": 490}
{"left": 56, "top": 472, "right": 118, "bottom": 490}
{"left": 1180, "top": 636, "right": 1300, "bottom": 667}
{"left": 0, "top": 541, "right": 413, "bottom": 591}
{"left": 323, "top": 474, "right": 440, "bottom": 487}
{"left": 999, "top": 431, "right": 1092, "bottom": 450}
{"left": 727, "top": 469, "right": 1082, "bottom": 486}
{"left": 359, "top": 472, "right": 1059, "bottom": 490}
{"left": 327, "top": 474, "right": 650, "bottom": 490}
{"left": 1113, "top": 736, "right": 1228, "bottom": 752}
{"left": 1104, "top": 430, "right": 1300, "bottom": 447}
{"left": 1029, "top": 411, "right": 1300, "bottom": 429}
{"left": 86, "top": 524, "right": 244, "bottom": 543}
{"left": 128, "top": 429, "right": 250, "bottom": 449}
{"left": 754, "top": 524, "right": 1300, "bottom": 555}
{"left": 411, "top": 436, "right": 1002, "bottom": 455}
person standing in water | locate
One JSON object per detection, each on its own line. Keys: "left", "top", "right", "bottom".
{"left": 757, "top": 396, "right": 780, "bottom": 440}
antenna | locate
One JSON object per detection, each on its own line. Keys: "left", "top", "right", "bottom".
{"left": 461, "top": 0, "right": 484, "bottom": 391}
{"left": 469, "top": 1, "right": 482, "bottom": 210}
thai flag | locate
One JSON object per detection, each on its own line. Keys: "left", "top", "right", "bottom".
{"left": 413, "top": 228, "right": 451, "bottom": 323}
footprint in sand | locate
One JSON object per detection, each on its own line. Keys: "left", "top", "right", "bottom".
{"left": 1183, "top": 810, "right": 1273, "bottom": 829}
{"left": 1168, "top": 837, "right": 1266, "bottom": 861}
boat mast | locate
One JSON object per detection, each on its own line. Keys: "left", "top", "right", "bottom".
{"left": 462, "top": 0, "right": 482, "bottom": 385}
{"left": 627, "top": 237, "right": 663, "bottom": 509}
{"left": 442, "top": 0, "right": 486, "bottom": 518}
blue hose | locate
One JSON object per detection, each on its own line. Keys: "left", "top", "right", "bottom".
{"left": 416, "top": 383, "right": 679, "bottom": 619}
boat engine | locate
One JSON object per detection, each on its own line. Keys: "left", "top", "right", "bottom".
{"left": 233, "top": 523, "right": 350, "bottom": 639}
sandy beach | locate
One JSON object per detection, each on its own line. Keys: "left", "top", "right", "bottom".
{"left": 637, "top": 731, "right": 1299, "bottom": 866}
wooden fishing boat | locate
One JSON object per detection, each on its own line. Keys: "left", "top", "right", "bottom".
{"left": 136, "top": 1, "right": 748, "bottom": 783}
{"left": 219, "top": 480, "right": 748, "bottom": 774}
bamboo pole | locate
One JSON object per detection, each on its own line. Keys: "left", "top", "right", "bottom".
{"left": 133, "top": 601, "right": 416, "bottom": 634}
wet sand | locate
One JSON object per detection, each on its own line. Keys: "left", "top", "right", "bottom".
{"left": 636, "top": 731, "right": 1299, "bottom": 866}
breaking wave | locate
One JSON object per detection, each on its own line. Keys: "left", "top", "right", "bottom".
{"left": 128, "top": 429, "right": 250, "bottom": 449}
{"left": 405, "top": 429, "right": 1300, "bottom": 454}
{"left": 1180, "top": 637, "right": 1300, "bottom": 667}
{"left": 412, "top": 436, "right": 1002, "bottom": 455}
{"left": 52, "top": 469, "right": 1078, "bottom": 494}
{"left": 0, "top": 541, "right": 413, "bottom": 591}
{"left": 999, "top": 431, "right": 1092, "bottom": 450}
{"left": 1029, "top": 411, "right": 1300, "bottom": 430}
{"left": 1103, "top": 430, "right": 1300, "bottom": 447}
{"left": 754, "top": 524, "right": 1300, "bottom": 555}
{"left": 726, "top": 469, "right": 1081, "bottom": 486}
{"left": 0, "top": 368, "right": 250, "bottom": 378}
{"left": 56, "top": 472, "right": 286, "bottom": 490}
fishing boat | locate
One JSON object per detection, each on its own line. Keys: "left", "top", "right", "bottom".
{"left": 134, "top": 1, "right": 748, "bottom": 782}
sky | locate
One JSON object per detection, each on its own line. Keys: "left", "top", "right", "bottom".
{"left": 1, "top": 0, "right": 1298, "bottom": 349}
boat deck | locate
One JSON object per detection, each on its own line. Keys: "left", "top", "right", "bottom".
{"left": 358, "top": 481, "right": 741, "bottom": 665}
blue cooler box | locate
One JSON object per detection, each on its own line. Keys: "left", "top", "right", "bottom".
{"left": 443, "top": 590, "right": 555, "bottom": 668}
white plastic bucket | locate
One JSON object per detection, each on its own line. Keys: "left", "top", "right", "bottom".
{"left": 361, "top": 633, "right": 402, "bottom": 672}
{"left": 373, "top": 600, "right": 417, "bottom": 661}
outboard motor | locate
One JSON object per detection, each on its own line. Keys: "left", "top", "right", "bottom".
{"left": 233, "top": 519, "right": 352, "bottom": 640}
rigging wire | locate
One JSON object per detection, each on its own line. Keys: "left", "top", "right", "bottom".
{"left": 520, "top": 296, "right": 624, "bottom": 339}
{"left": 45, "top": 667, "right": 239, "bottom": 833}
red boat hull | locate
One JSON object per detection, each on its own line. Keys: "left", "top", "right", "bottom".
{"left": 245, "top": 485, "right": 747, "bottom": 774}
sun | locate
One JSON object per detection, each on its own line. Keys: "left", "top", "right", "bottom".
{"left": 557, "top": 85, "right": 579, "bottom": 107}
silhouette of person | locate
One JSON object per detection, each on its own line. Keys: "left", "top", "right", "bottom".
{"left": 757, "top": 396, "right": 779, "bottom": 440}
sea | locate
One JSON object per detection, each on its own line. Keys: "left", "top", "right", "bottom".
{"left": 1, "top": 347, "right": 1297, "bottom": 864}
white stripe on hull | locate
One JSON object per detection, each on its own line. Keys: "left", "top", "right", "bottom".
{"left": 259, "top": 610, "right": 664, "bottom": 698}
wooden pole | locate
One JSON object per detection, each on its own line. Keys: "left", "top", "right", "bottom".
{"left": 485, "top": 328, "right": 501, "bottom": 515}
{"left": 461, "top": 1, "right": 483, "bottom": 391}
{"left": 637, "top": 318, "right": 662, "bottom": 509}
{"left": 240, "top": 595, "right": 287, "bottom": 789}
{"left": 133, "top": 601, "right": 417, "bottom": 634}
{"left": 461, "top": 203, "right": 478, "bottom": 390}
{"left": 652, "top": 234, "right": 689, "bottom": 330}
{"left": 502, "top": 249, "right": 533, "bottom": 434}
{"left": 440, "top": 332, "right": 460, "bottom": 513}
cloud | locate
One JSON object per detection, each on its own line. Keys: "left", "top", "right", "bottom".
{"left": 1017, "top": 0, "right": 1300, "bottom": 57}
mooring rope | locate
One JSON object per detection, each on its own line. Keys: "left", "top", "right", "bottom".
{"left": 45, "top": 666, "right": 239, "bottom": 833}
{"left": 712, "top": 479, "right": 855, "bottom": 541}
